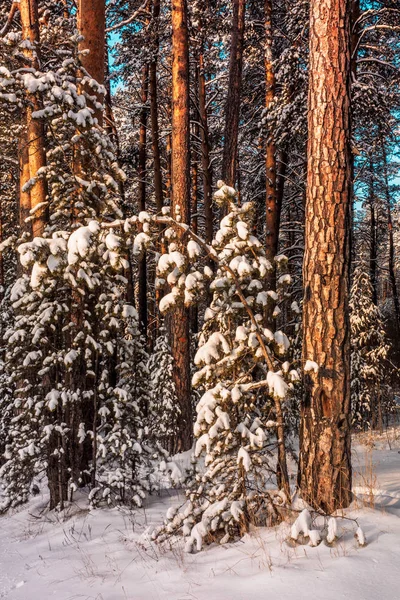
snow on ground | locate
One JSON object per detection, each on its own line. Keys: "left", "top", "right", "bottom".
{"left": 1, "top": 430, "right": 400, "bottom": 600}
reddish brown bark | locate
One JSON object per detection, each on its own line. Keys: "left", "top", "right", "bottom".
{"left": 221, "top": 0, "right": 245, "bottom": 187}
{"left": 138, "top": 65, "right": 149, "bottom": 336}
{"left": 149, "top": 0, "right": 163, "bottom": 214}
{"left": 20, "top": 0, "right": 48, "bottom": 238}
{"left": 264, "top": 0, "right": 280, "bottom": 302}
{"left": 77, "top": 0, "right": 105, "bottom": 125}
{"left": 170, "top": 0, "right": 192, "bottom": 451}
{"left": 299, "top": 0, "right": 352, "bottom": 513}
{"left": 18, "top": 130, "right": 31, "bottom": 236}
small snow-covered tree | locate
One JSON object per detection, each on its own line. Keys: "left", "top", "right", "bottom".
{"left": 350, "top": 265, "right": 391, "bottom": 430}
{"left": 153, "top": 183, "right": 298, "bottom": 551}
{"left": 0, "top": 224, "right": 152, "bottom": 511}
{"left": 90, "top": 305, "right": 152, "bottom": 508}
{"left": 147, "top": 327, "right": 180, "bottom": 455}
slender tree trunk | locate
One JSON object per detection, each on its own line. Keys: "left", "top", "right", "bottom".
{"left": 18, "top": 130, "right": 31, "bottom": 237}
{"left": 299, "top": 0, "right": 352, "bottom": 513}
{"left": 170, "top": 0, "right": 192, "bottom": 451}
{"left": 149, "top": 0, "right": 164, "bottom": 336}
{"left": 138, "top": 65, "right": 149, "bottom": 336}
{"left": 104, "top": 48, "right": 135, "bottom": 304}
{"left": 276, "top": 149, "right": 287, "bottom": 231}
{"left": 77, "top": 0, "right": 105, "bottom": 125}
{"left": 20, "top": 0, "right": 47, "bottom": 237}
{"left": 198, "top": 48, "right": 213, "bottom": 243}
{"left": 368, "top": 169, "right": 378, "bottom": 305}
{"left": 150, "top": 0, "right": 163, "bottom": 214}
{"left": 221, "top": 0, "right": 245, "bottom": 187}
{"left": 350, "top": 0, "right": 360, "bottom": 79}
{"left": 381, "top": 142, "right": 400, "bottom": 333}
{"left": 191, "top": 103, "right": 199, "bottom": 335}
{"left": 104, "top": 54, "right": 120, "bottom": 151}
{"left": 264, "top": 0, "right": 279, "bottom": 282}
{"left": 191, "top": 83, "right": 199, "bottom": 235}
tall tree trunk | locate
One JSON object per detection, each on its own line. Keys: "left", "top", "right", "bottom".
{"left": 299, "top": 0, "right": 352, "bottom": 513}
{"left": 150, "top": 0, "right": 163, "bottom": 214}
{"left": 191, "top": 105, "right": 199, "bottom": 335}
{"left": 191, "top": 82, "right": 199, "bottom": 235}
{"left": 66, "top": 0, "right": 106, "bottom": 507}
{"left": 149, "top": 0, "right": 164, "bottom": 336}
{"left": 264, "top": 0, "right": 279, "bottom": 284}
{"left": 368, "top": 168, "right": 378, "bottom": 306}
{"left": 381, "top": 142, "right": 400, "bottom": 333}
{"left": 18, "top": 130, "right": 31, "bottom": 237}
{"left": 221, "top": 0, "right": 245, "bottom": 187}
{"left": 20, "top": 0, "right": 47, "bottom": 238}
{"left": 77, "top": 0, "right": 105, "bottom": 125}
{"left": 170, "top": 0, "right": 192, "bottom": 451}
{"left": 104, "top": 48, "right": 135, "bottom": 304}
{"left": 138, "top": 65, "right": 149, "bottom": 337}
{"left": 104, "top": 53, "right": 120, "bottom": 152}
{"left": 198, "top": 46, "right": 213, "bottom": 243}
{"left": 350, "top": 0, "right": 360, "bottom": 79}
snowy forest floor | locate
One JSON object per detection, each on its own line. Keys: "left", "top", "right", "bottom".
{"left": 1, "top": 429, "right": 400, "bottom": 600}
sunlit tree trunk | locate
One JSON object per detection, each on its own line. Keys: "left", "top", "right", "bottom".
{"left": 20, "top": 0, "right": 47, "bottom": 237}
{"left": 299, "top": 0, "right": 353, "bottom": 513}
{"left": 138, "top": 65, "right": 149, "bottom": 336}
{"left": 169, "top": 0, "right": 192, "bottom": 451}
{"left": 77, "top": 0, "right": 105, "bottom": 125}
{"left": 150, "top": 0, "right": 163, "bottom": 214}
{"left": 264, "top": 0, "right": 279, "bottom": 286}
{"left": 18, "top": 131, "right": 31, "bottom": 237}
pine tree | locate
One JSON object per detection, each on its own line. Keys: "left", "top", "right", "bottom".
{"left": 147, "top": 327, "right": 180, "bottom": 455}
{"left": 153, "top": 183, "right": 297, "bottom": 551}
{"left": 350, "top": 265, "right": 391, "bottom": 430}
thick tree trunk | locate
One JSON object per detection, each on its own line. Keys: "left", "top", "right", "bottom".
{"left": 221, "top": 0, "right": 245, "bottom": 187}
{"left": 77, "top": 0, "right": 105, "bottom": 125}
{"left": 299, "top": 0, "right": 352, "bottom": 513}
{"left": 170, "top": 0, "right": 192, "bottom": 451}
{"left": 138, "top": 65, "right": 149, "bottom": 337}
{"left": 20, "top": 0, "right": 47, "bottom": 238}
